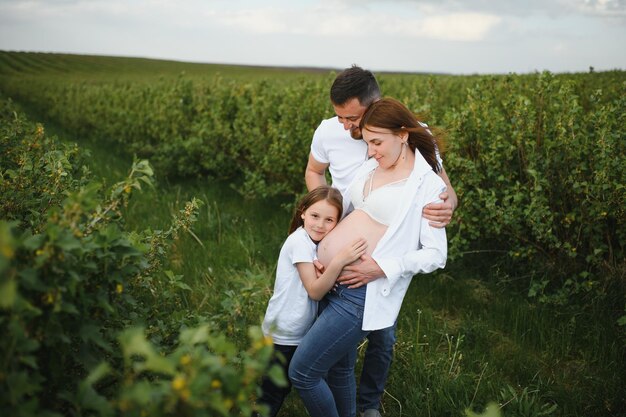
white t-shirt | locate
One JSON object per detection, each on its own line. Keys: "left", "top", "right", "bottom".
{"left": 310, "top": 117, "right": 368, "bottom": 212}
{"left": 262, "top": 227, "right": 318, "bottom": 346}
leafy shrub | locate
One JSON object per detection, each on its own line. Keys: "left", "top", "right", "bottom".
{"left": 0, "top": 98, "right": 276, "bottom": 417}
{"left": 445, "top": 73, "right": 625, "bottom": 306}
{"left": 61, "top": 325, "right": 275, "bottom": 417}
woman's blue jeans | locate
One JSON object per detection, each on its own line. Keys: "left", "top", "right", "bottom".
{"left": 288, "top": 288, "right": 370, "bottom": 417}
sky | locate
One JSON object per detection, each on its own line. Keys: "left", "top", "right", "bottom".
{"left": 1, "top": 0, "right": 625, "bottom": 74}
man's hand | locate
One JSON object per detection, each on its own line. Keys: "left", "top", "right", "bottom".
{"left": 423, "top": 191, "right": 455, "bottom": 228}
{"left": 336, "top": 254, "right": 385, "bottom": 288}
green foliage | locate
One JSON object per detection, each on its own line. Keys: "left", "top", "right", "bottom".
{"left": 61, "top": 325, "right": 275, "bottom": 417}
{"left": 381, "top": 273, "right": 624, "bottom": 417}
{"left": 466, "top": 393, "right": 557, "bottom": 417}
{"left": 212, "top": 268, "right": 273, "bottom": 341}
{"left": 497, "top": 384, "right": 558, "bottom": 417}
{"left": 466, "top": 403, "right": 502, "bottom": 417}
{"left": 445, "top": 73, "right": 625, "bottom": 307}
{"left": 0, "top": 98, "right": 274, "bottom": 417}
{"left": 0, "top": 51, "right": 330, "bottom": 81}
{"left": 0, "top": 101, "right": 86, "bottom": 229}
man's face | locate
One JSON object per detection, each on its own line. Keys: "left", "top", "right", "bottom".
{"left": 333, "top": 97, "right": 368, "bottom": 139}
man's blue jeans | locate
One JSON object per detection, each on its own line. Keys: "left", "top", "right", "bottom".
{"left": 288, "top": 289, "right": 369, "bottom": 417}
{"left": 358, "top": 323, "right": 397, "bottom": 411}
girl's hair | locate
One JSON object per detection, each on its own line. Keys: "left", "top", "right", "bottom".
{"left": 288, "top": 185, "right": 343, "bottom": 234}
{"left": 360, "top": 98, "right": 443, "bottom": 173}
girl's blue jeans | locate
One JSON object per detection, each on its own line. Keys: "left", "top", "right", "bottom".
{"left": 288, "top": 287, "right": 369, "bottom": 417}
{"left": 257, "top": 344, "right": 297, "bottom": 417}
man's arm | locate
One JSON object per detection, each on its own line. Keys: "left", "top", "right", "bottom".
{"left": 304, "top": 153, "right": 330, "bottom": 192}
{"left": 423, "top": 167, "right": 457, "bottom": 228}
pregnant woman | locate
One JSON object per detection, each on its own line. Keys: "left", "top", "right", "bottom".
{"left": 288, "top": 98, "right": 448, "bottom": 417}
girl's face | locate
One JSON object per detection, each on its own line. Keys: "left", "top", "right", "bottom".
{"left": 363, "top": 126, "right": 408, "bottom": 169}
{"left": 301, "top": 199, "right": 340, "bottom": 242}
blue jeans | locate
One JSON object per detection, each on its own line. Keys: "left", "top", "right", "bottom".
{"left": 257, "top": 344, "right": 297, "bottom": 417}
{"left": 288, "top": 288, "right": 369, "bottom": 417}
{"left": 358, "top": 323, "right": 397, "bottom": 411}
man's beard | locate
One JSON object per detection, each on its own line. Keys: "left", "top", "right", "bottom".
{"left": 350, "top": 127, "right": 362, "bottom": 140}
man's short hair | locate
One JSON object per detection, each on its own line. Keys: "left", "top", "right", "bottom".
{"left": 330, "top": 65, "right": 381, "bottom": 107}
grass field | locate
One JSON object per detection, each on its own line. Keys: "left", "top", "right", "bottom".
{"left": 2, "top": 51, "right": 624, "bottom": 417}
{"left": 0, "top": 50, "right": 334, "bottom": 83}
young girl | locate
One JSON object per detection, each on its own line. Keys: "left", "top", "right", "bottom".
{"left": 257, "top": 185, "right": 367, "bottom": 417}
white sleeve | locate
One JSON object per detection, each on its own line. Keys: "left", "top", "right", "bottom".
{"left": 290, "top": 233, "right": 316, "bottom": 265}
{"left": 375, "top": 181, "right": 447, "bottom": 292}
{"left": 400, "top": 216, "right": 446, "bottom": 279}
{"left": 310, "top": 123, "right": 329, "bottom": 164}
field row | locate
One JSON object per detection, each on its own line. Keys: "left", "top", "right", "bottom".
{"left": 1, "top": 53, "right": 623, "bottom": 311}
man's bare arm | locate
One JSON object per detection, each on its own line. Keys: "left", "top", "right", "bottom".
{"left": 304, "top": 153, "right": 330, "bottom": 192}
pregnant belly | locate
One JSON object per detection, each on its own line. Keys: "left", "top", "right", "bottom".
{"left": 317, "top": 209, "right": 387, "bottom": 268}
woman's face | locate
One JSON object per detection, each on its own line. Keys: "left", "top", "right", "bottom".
{"left": 362, "top": 126, "right": 407, "bottom": 169}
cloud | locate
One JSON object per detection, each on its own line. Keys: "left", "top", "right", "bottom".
{"left": 217, "top": 7, "right": 501, "bottom": 42}
{"left": 575, "top": 0, "right": 626, "bottom": 17}
{"left": 416, "top": 13, "right": 502, "bottom": 41}
{"left": 0, "top": 0, "right": 214, "bottom": 24}
{"left": 333, "top": 0, "right": 626, "bottom": 18}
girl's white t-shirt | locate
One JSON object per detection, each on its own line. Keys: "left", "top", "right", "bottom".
{"left": 262, "top": 227, "right": 318, "bottom": 346}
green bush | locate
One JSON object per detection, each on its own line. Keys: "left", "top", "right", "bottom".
{"left": 445, "top": 73, "right": 625, "bottom": 305}
{"left": 0, "top": 98, "right": 276, "bottom": 417}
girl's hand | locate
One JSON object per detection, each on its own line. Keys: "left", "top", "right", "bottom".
{"left": 337, "top": 238, "right": 367, "bottom": 266}
{"left": 313, "top": 259, "right": 325, "bottom": 278}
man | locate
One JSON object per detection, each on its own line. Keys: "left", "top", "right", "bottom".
{"left": 304, "top": 66, "right": 457, "bottom": 417}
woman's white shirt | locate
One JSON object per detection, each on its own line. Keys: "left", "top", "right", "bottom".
{"left": 346, "top": 152, "right": 448, "bottom": 331}
{"left": 262, "top": 227, "right": 318, "bottom": 345}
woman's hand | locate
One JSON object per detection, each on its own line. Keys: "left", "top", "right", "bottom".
{"left": 336, "top": 254, "right": 385, "bottom": 288}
